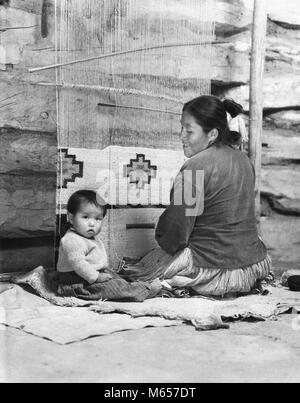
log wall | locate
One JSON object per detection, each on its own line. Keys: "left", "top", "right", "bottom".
{"left": 0, "top": 0, "right": 299, "bottom": 271}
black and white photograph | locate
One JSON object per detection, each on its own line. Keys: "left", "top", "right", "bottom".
{"left": 0, "top": 0, "right": 300, "bottom": 385}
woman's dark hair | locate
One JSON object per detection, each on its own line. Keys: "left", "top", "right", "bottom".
{"left": 183, "top": 95, "right": 244, "bottom": 146}
{"left": 67, "top": 190, "right": 107, "bottom": 217}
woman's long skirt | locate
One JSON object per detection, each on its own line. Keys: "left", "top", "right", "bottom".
{"left": 123, "top": 248, "right": 272, "bottom": 297}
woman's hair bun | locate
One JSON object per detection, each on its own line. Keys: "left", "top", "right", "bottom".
{"left": 223, "top": 99, "right": 244, "bottom": 118}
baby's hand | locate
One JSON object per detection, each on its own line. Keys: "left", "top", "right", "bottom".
{"left": 96, "top": 272, "right": 112, "bottom": 283}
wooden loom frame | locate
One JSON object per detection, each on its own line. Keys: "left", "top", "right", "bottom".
{"left": 27, "top": 1, "right": 268, "bottom": 215}
{"left": 31, "top": 0, "right": 269, "bottom": 227}
{"left": 249, "top": 0, "right": 268, "bottom": 223}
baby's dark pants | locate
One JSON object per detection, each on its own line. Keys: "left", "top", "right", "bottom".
{"left": 57, "top": 269, "right": 161, "bottom": 302}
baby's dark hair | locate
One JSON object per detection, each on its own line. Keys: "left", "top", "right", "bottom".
{"left": 67, "top": 190, "right": 107, "bottom": 217}
{"left": 183, "top": 95, "right": 244, "bottom": 146}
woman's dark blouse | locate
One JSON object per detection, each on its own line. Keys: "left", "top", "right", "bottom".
{"left": 155, "top": 143, "right": 267, "bottom": 269}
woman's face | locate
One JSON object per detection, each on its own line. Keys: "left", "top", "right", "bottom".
{"left": 180, "top": 111, "right": 211, "bottom": 158}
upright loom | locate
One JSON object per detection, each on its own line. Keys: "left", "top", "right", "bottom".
{"left": 54, "top": 0, "right": 215, "bottom": 268}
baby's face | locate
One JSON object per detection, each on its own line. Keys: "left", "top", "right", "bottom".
{"left": 70, "top": 203, "right": 104, "bottom": 239}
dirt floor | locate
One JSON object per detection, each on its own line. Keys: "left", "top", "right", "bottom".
{"left": 1, "top": 314, "right": 300, "bottom": 383}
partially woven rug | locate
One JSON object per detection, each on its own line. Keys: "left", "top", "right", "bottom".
{"left": 5, "top": 266, "right": 300, "bottom": 332}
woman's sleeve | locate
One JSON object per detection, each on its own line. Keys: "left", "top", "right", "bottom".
{"left": 61, "top": 237, "right": 99, "bottom": 284}
{"left": 155, "top": 168, "right": 204, "bottom": 255}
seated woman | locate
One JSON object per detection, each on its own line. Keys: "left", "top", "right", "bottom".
{"left": 124, "top": 95, "right": 271, "bottom": 298}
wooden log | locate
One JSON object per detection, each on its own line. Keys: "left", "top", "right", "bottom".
{"left": 1, "top": 76, "right": 299, "bottom": 142}
{"left": 0, "top": 127, "right": 57, "bottom": 174}
{"left": 224, "top": 75, "right": 300, "bottom": 111}
{"left": 2, "top": 72, "right": 300, "bottom": 136}
{"left": 261, "top": 166, "right": 300, "bottom": 215}
{"left": 1, "top": 69, "right": 295, "bottom": 144}
{"left": 9, "top": 0, "right": 254, "bottom": 33}
{"left": 0, "top": 75, "right": 57, "bottom": 132}
{"left": 0, "top": 6, "right": 37, "bottom": 66}
{"left": 265, "top": 111, "right": 300, "bottom": 131}
{"left": 267, "top": 15, "right": 300, "bottom": 42}
{"left": 262, "top": 111, "right": 300, "bottom": 218}
{"left": 8, "top": 0, "right": 45, "bottom": 14}
{"left": 261, "top": 215, "right": 300, "bottom": 266}
{"left": 262, "top": 128, "right": 300, "bottom": 166}
{"left": 268, "top": 0, "right": 300, "bottom": 29}
{"left": 0, "top": 237, "right": 55, "bottom": 273}
{"left": 0, "top": 173, "right": 56, "bottom": 239}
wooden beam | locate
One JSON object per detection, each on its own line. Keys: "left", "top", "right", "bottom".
{"left": 28, "top": 41, "right": 223, "bottom": 73}
{"left": 0, "top": 25, "right": 37, "bottom": 32}
{"left": 97, "top": 102, "right": 181, "bottom": 115}
{"left": 249, "top": 0, "right": 268, "bottom": 223}
{"left": 35, "top": 82, "right": 183, "bottom": 104}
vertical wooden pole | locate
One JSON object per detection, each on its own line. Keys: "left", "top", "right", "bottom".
{"left": 249, "top": 0, "right": 268, "bottom": 223}
{"left": 41, "top": 0, "right": 49, "bottom": 38}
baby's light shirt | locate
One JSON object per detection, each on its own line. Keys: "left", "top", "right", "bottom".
{"left": 57, "top": 229, "right": 109, "bottom": 284}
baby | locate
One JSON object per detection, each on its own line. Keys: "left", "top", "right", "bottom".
{"left": 57, "top": 190, "right": 162, "bottom": 302}
{"left": 57, "top": 190, "right": 111, "bottom": 285}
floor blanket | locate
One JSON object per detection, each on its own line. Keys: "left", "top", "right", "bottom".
{"left": 3, "top": 266, "right": 300, "bottom": 332}
{"left": 0, "top": 286, "right": 181, "bottom": 344}
{"left": 91, "top": 287, "right": 300, "bottom": 328}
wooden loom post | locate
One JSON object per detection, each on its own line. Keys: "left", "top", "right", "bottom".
{"left": 249, "top": 0, "right": 268, "bottom": 224}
